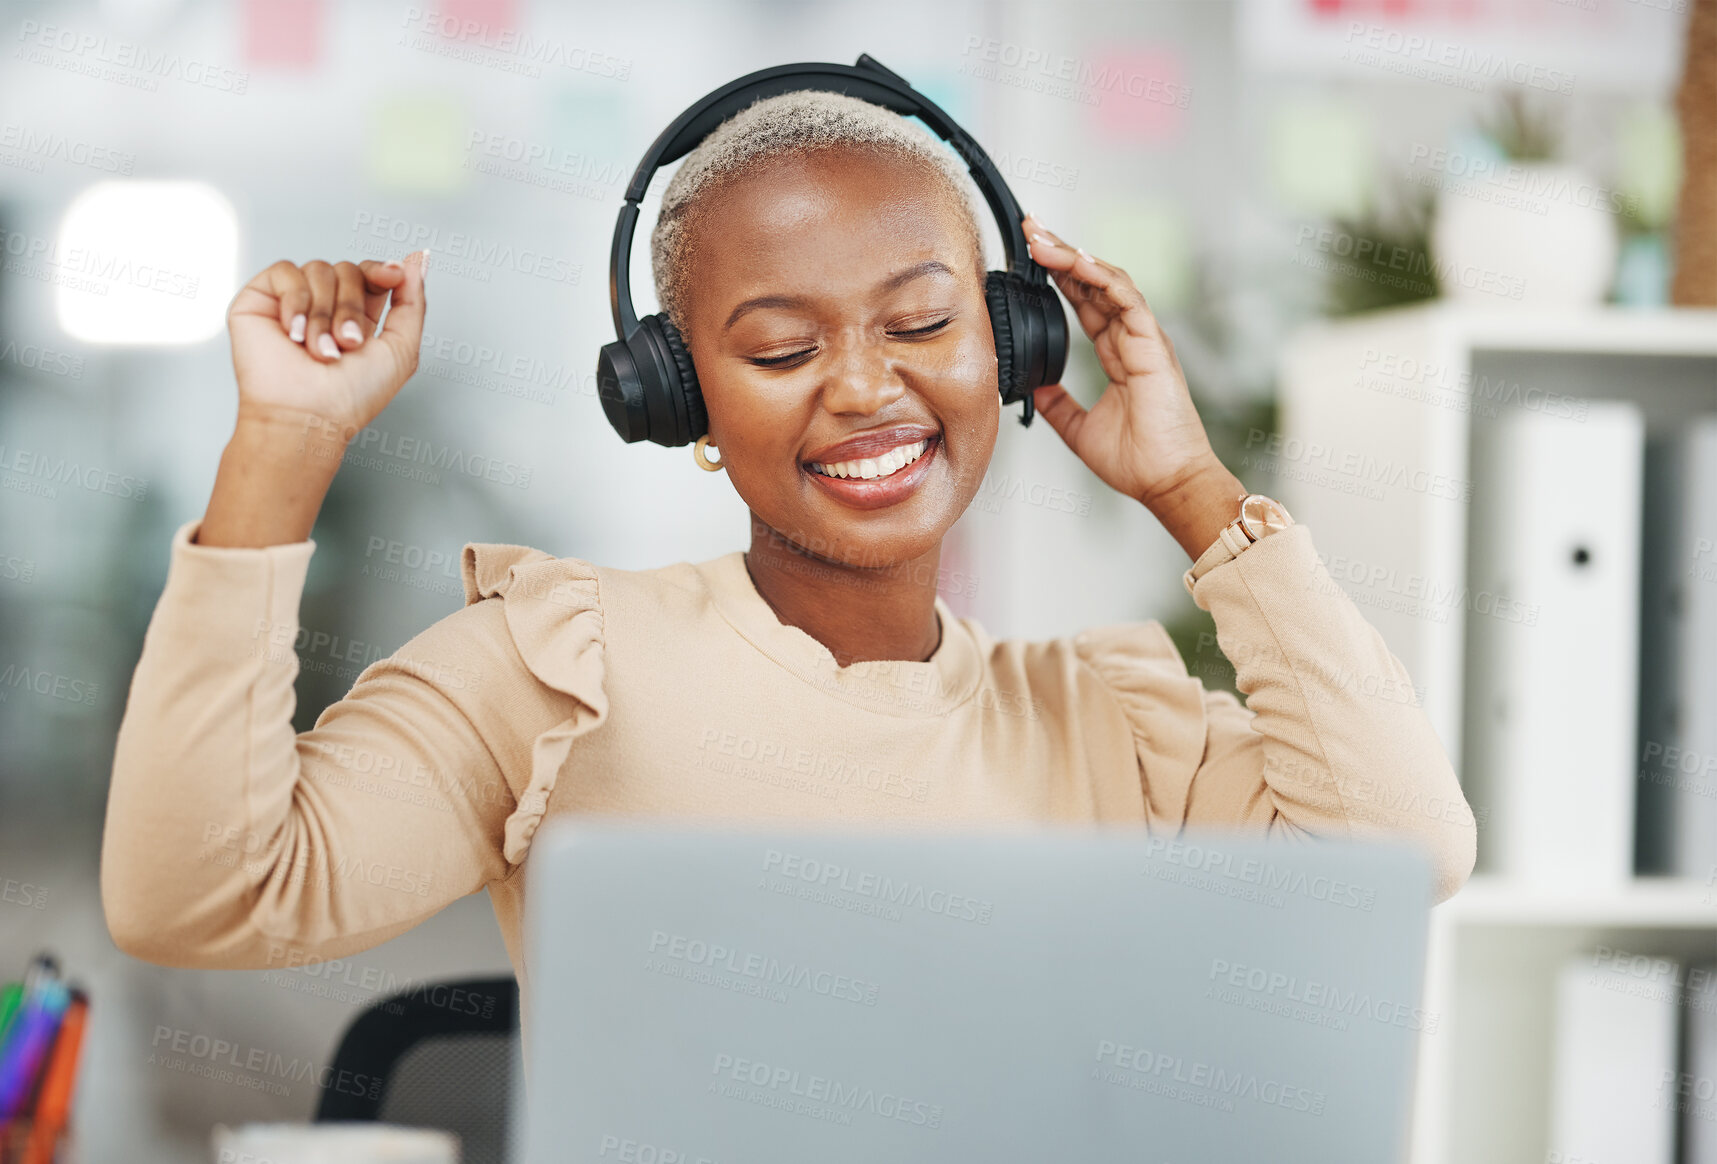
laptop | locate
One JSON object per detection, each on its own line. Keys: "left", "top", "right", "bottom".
{"left": 518, "top": 821, "right": 1434, "bottom": 1163}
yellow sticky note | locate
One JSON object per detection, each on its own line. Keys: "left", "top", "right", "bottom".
{"left": 1269, "top": 99, "right": 1373, "bottom": 220}
{"left": 369, "top": 94, "right": 469, "bottom": 195}
{"left": 1617, "top": 102, "right": 1681, "bottom": 230}
{"left": 1089, "top": 201, "right": 1192, "bottom": 313}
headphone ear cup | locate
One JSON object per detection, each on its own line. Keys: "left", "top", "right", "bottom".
{"left": 986, "top": 271, "right": 1070, "bottom": 407}
{"left": 1030, "top": 279, "right": 1069, "bottom": 391}
{"left": 657, "top": 315, "right": 706, "bottom": 444}
{"left": 596, "top": 334, "right": 650, "bottom": 443}
{"left": 984, "top": 271, "right": 1022, "bottom": 405}
{"left": 610, "top": 314, "right": 699, "bottom": 447}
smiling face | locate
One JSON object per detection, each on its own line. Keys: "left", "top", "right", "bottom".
{"left": 677, "top": 144, "right": 998, "bottom": 571}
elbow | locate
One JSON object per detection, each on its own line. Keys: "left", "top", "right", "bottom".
{"left": 99, "top": 846, "right": 211, "bottom": 967}
{"left": 1420, "top": 789, "right": 1478, "bottom": 905}
{"left": 100, "top": 870, "right": 188, "bottom": 966}
{"left": 104, "top": 913, "right": 185, "bottom": 967}
{"left": 101, "top": 893, "right": 253, "bottom": 969}
{"left": 102, "top": 892, "right": 180, "bottom": 965}
{"left": 1427, "top": 812, "right": 1477, "bottom": 905}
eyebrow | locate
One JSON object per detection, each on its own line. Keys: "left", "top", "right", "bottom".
{"left": 723, "top": 259, "right": 956, "bottom": 331}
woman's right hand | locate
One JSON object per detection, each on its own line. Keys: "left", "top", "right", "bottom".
{"left": 196, "top": 249, "right": 429, "bottom": 548}
{"left": 226, "top": 249, "right": 429, "bottom": 439}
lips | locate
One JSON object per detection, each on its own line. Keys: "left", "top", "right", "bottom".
{"left": 808, "top": 437, "right": 930, "bottom": 480}
{"left": 802, "top": 423, "right": 941, "bottom": 468}
{"left": 801, "top": 432, "right": 940, "bottom": 511}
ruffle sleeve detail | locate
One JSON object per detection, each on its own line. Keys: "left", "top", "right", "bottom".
{"left": 461, "top": 542, "right": 608, "bottom": 864}
{"left": 1072, "top": 621, "right": 1210, "bottom": 827}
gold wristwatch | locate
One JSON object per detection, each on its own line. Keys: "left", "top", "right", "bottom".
{"left": 1181, "top": 493, "right": 1295, "bottom": 596}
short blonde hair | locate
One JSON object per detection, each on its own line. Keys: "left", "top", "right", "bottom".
{"left": 648, "top": 89, "right": 986, "bottom": 340}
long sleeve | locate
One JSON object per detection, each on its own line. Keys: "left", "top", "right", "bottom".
{"left": 100, "top": 518, "right": 580, "bottom": 968}
{"left": 1075, "top": 523, "right": 1477, "bottom": 904}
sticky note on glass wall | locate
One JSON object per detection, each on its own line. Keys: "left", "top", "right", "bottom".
{"left": 369, "top": 95, "right": 469, "bottom": 195}
{"left": 550, "top": 87, "right": 632, "bottom": 183}
{"left": 1616, "top": 102, "right": 1680, "bottom": 231}
{"left": 1089, "top": 48, "right": 1188, "bottom": 145}
{"left": 1089, "top": 201, "right": 1192, "bottom": 312}
{"left": 441, "top": 0, "right": 518, "bottom": 36}
{"left": 243, "top": 0, "right": 321, "bottom": 68}
{"left": 1268, "top": 99, "right": 1373, "bottom": 220}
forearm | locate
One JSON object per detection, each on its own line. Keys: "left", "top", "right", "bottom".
{"left": 1188, "top": 525, "right": 1477, "bottom": 900}
{"left": 198, "top": 407, "right": 348, "bottom": 548}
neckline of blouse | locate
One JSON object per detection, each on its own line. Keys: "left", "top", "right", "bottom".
{"left": 693, "top": 550, "right": 984, "bottom": 718}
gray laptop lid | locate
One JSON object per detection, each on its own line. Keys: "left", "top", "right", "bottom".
{"left": 521, "top": 822, "right": 1433, "bottom": 1164}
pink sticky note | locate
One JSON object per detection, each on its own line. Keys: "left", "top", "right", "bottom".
{"left": 442, "top": 0, "right": 518, "bottom": 36}
{"left": 243, "top": 0, "right": 320, "bottom": 68}
{"left": 1090, "top": 48, "right": 1188, "bottom": 146}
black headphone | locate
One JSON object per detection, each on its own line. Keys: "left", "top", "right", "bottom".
{"left": 596, "top": 53, "right": 1069, "bottom": 447}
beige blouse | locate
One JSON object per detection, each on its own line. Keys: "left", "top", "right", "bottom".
{"left": 100, "top": 517, "right": 1477, "bottom": 1013}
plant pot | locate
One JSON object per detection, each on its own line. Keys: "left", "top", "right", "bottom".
{"left": 1430, "top": 162, "right": 1619, "bottom": 307}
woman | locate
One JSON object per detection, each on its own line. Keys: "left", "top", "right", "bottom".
{"left": 101, "top": 91, "right": 1476, "bottom": 1006}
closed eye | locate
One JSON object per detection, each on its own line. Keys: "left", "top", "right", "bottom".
{"left": 749, "top": 348, "right": 816, "bottom": 369}
{"left": 890, "top": 318, "right": 951, "bottom": 339}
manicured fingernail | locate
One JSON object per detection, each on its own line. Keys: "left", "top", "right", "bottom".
{"left": 1076, "top": 247, "right": 1093, "bottom": 260}
{"left": 382, "top": 259, "right": 404, "bottom": 270}
{"left": 317, "top": 334, "right": 341, "bottom": 359}
{"left": 1031, "top": 233, "right": 1053, "bottom": 247}
{"left": 420, "top": 248, "right": 432, "bottom": 279}
{"left": 340, "top": 321, "right": 365, "bottom": 345}
{"left": 289, "top": 314, "right": 306, "bottom": 343}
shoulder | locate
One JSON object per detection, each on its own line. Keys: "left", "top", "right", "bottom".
{"left": 984, "top": 619, "right": 1214, "bottom": 737}
{"left": 455, "top": 539, "right": 721, "bottom": 698}
{"left": 459, "top": 540, "right": 713, "bottom": 612}
{"left": 982, "top": 619, "right": 1194, "bottom": 692}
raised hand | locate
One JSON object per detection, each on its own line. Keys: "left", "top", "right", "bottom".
{"left": 1021, "top": 215, "right": 1244, "bottom": 559}
{"left": 226, "top": 250, "right": 429, "bottom": 438}
{"left": 198, "top": 249, "right": 429, "bottom": 549}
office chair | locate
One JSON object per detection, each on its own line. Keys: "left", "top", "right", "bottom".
{"left": 315, "top": 975, "right": 519, "bottom": 1164}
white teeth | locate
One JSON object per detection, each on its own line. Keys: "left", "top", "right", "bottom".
{"left": 811, "top": 438, "right": 929, "bottom": 481}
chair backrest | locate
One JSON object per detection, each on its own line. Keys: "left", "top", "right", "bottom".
{"left": 315, "top": 976, "right": 519, "bottom": 1164}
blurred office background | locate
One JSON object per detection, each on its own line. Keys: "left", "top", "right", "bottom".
{"left": 0, "top": 0, "right": 1711, "bottom": 1160}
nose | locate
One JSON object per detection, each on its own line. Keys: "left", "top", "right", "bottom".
{"left": 817, "top": 324, "right": 905, "bottom": 416}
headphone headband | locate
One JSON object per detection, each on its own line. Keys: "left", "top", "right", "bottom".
{"left": 598, "top": 52, "right": 1068, "bottom": 446}
{"left": 609, "top": 53, "right": 1039, "bottom": 340}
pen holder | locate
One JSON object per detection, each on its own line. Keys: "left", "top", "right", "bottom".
{"left": 0, "top": 1120, "right": 71, "bottom": 1164}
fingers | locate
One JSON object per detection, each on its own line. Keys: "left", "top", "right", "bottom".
{"left": 357, "top": 260, "right": 406, "bottom": 331}
{"left": 330, "top": 262, "right": 371, "bottom": 352}
{"left": 375, "top": 248, "right": 430, "bottom": 372}
{"left": 260, "top": 260, "right": 311, "bottom": 345}
{"left": 1022, "top": 215, "right": 1159, "bottom": 341}
{"left": 1030, "top": 383, "right": 1091, "bottom": 452}
{"left": 302, "top": 260, "right": 341, "bottom": 362}
{"left": 242, "top": 256, "right": 413, "bottom": 361}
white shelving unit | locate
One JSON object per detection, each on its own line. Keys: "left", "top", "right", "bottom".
{"left": 1277, "top": 304, "right": 1717, "bottom": 1164}
{"left": 1413, "top": 877, "right": 1716, "bottom": 1164}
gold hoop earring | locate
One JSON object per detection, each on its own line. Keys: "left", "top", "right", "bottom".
{"left": 693, "top": 433, "right": 725, "bottom": 472}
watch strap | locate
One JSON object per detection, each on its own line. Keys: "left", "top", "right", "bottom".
{"left": 1182, "top": 518, "right": 1251, "bottom": 597}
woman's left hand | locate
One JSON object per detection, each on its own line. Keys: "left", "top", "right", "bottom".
{"left": 1022, "top": 215, "right": 1238, "bottom": 525}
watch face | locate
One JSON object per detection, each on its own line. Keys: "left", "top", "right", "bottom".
{"left": 1239, "top": 494, "right": 1294, "bottom": 541}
